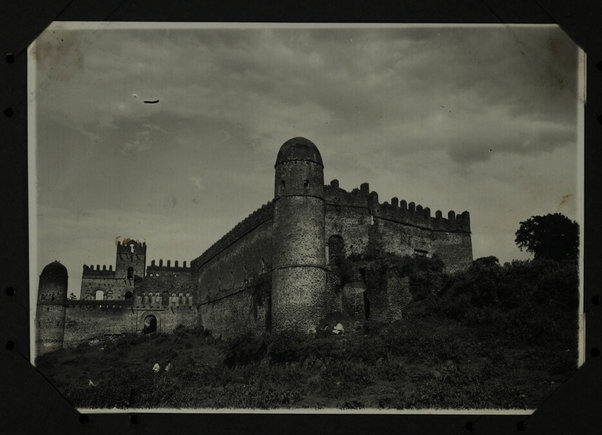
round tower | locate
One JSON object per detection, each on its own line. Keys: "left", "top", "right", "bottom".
{"left": 271, "top": 137, "right": 327, "bottom": 333}
{"left": 35, "top": 261, "right": 68, "bottom": 358}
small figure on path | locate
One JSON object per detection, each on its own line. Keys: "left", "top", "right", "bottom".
{"left": 153, "top": 362, "right": 160, "bottom": 373}
{"left": 164, "top": 361, "right": 173, "bottom": 372}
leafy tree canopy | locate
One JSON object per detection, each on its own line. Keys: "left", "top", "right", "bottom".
{"left": 515, "top": 213, "right": 579, "bottom": 261}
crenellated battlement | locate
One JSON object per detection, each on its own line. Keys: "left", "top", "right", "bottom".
{"left": 325, "top": 180, "right": 470, "bottom": 233}
{"left": 116, "top": 239, "right": 146, "bottom": 252}
{"left": 192, "top": 201, "right": 275, "bottom": 269}
{"left": 147, "top": 259, "right": 191, "bottom": 273}
{"left": 82, "top": 264, "right": 116, "bottom": 277}
{"left": 66, "top": 299, "right": 132, "bottom": 311}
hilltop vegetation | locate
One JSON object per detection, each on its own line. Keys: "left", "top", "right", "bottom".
{"left": 36, "top": 255, "right": 578, "bottom": 410}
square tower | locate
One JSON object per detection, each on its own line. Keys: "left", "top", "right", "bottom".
{"left": 115, "top": 239, "right": 147, "bottom": 280}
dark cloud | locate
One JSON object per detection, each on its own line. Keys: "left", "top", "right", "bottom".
{"left": 31, "top": 24, "right": 581, "bottom": 297}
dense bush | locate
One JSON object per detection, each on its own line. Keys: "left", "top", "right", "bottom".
{"left": 438, "top": 258, "right": 578, "bottom": 349}
{"left": 223, "top": 332, "right": 266, "bottom": 367}
{"left": 37, "top": 252, "right": 579, "bottom": 410}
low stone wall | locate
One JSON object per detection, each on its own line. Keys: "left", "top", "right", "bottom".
{"left": 61, "top": 302, "right": 199, "bottom": 348}
{"left": 62, "top": 303, "right": 134, "bottom": 348}
{"left": 199, "top": 288, "right": 268, "bottom": 340}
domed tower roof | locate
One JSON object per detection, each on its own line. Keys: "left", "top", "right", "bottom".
{"left": 40, "top": 261, "right": 68, "bottom": 280}
{"left": 275, "top": 137, "right": 323, "bottom": 167}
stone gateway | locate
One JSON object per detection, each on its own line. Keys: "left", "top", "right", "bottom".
{"left": 36, "top": 138, "right": 472, "bottom": 356}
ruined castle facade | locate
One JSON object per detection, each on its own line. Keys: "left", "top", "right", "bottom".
{"left": 36, "top": 138, "right": 472, "bottom": 356}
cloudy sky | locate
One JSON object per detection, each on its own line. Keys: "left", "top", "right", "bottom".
{"left": 30, "top": 23, "right": 581, "bottom": 298}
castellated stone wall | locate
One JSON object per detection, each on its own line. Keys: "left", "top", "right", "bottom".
{"left": 80, "top": 274, "right": 133, "bottom": 301}
{"left": 36, "top": 139, "right": 475, "bottom": 349}
{"left": 191, "top": 202, "right": 274, "bottom": 338}
{"left": 135, "top": 260, "right": 196, "bottom": 306}
{"left": 324, "top": 180, "right": 472, "bottom": 272}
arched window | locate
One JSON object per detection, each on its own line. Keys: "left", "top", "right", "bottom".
{"left": 328, "top": 235, "right": 345, "bottom": 267}
{"left": 178, "top": 293, "right": 184, "bottom": 305}
{"left": 95, "top": 290, "right": 104, "bottom": 301}
{"left": 155, "top": 293, "right": 161, "bottom": 304}
{"left": 124, "top": 291, "right": 133, "bottom": 300}
{"left": 127, "top": 267, "right": 134, "bottom": 279}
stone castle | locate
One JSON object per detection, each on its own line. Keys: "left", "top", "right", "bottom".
{"left": 35, "top": 138, "right": 473, "bottom": 357}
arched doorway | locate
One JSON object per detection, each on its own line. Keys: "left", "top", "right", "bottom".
{"left": 142, "top": 315, "right": 157, "bottom": 334}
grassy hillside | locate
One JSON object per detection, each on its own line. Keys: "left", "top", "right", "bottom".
{"left": 36, "top": 257, "right": 579, "bottom": 410}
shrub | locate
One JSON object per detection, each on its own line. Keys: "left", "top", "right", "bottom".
{"left": 223, "top": 332, "right": 266, "bottom": 367}
{"left": 174, "top": 324, "right": 188, "bottom": 337}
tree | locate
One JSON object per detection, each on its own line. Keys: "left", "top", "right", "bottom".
{"left": 472, "top": 256, "right": 500, "bottom": 269}
{"left": 515, "top": 213, "right": 579, "bottom": 261}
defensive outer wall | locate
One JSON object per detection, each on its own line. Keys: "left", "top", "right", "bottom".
{"left": 190, "top": 137, "right": 472, "bottom": 338}
{"left": 35, "top": 250, "right": 198, "bottom": 358}
{"left": 36, "top": 137, "right": 472, "bottom": 356}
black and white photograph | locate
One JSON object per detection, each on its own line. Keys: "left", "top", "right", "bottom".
{"left": 28, "top": 22, "right": 583, "bottom": 412}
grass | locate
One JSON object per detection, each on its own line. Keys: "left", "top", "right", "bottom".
{"left": 35, "top": 257, "right": 579, "bottom": 410}
{"left": 35, "top": 313, "right": 576, "bottom": 410}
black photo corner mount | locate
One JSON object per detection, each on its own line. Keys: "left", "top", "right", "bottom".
{"left": 1, "top": 1, "right": 600, "bottom": 434}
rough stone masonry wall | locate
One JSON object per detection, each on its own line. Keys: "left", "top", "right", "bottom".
{"left": 62, "top": 301, "right": 135, "bottom": 348}
{"left": 131, "top": 306, "right": 199, "bottom": 335}
{"left": 135, "top": 263, "right": 196, "bottom": 305}
{"left": 324, "top": 181, "right": 472, "bottom": 272}
{"left": 191, "top": 202, "right": 274, "bottom": 337}
{"left": 200, "top": 291, "right": 268, "bottom": 339}
{"left": 80, "top": 274, "right": 130, "bottom": 300}
{"left": 61, "top": 302, "right": 199, "bottom": 348}
{"left": 35, "top": 304, "right": 66, "bottom": 358}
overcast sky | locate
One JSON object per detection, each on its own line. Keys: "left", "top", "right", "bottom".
{"left": 30, "top": 23, "right": 581, "bottom": 298}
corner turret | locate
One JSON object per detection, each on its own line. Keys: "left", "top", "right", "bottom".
{"left": 35, "top": 261, "right": 68, "bottom": 358}
{"left": 272, "top": 137, "right": 327, "bottom": 333}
